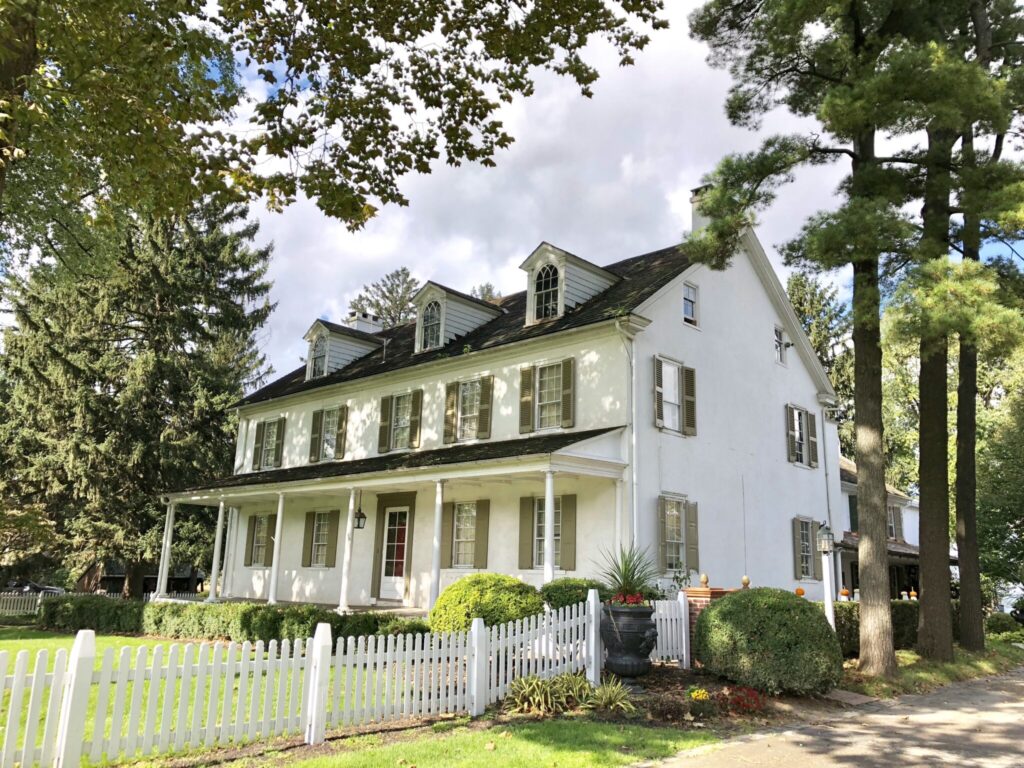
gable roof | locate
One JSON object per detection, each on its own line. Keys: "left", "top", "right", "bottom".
{"left": 413, "top": 280, "right": 505, "bottom": 313}
{"left": 838, "top": 456, "right": 911, "bottom": 501}
{"left": 236, "top": 243, "right": 694, "bottom": 407}
{"left": 302, "top": 319, "right": 384, "bottom": 345}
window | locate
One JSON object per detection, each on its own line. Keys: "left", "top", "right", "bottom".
{"left": 260, "top": 419, "right": 279, "bottom": 470}
{"left": 534, "top": 264, "right": 560, "bottom": 320}
{"left": 797, "top": 518, "right": 814, "bottom": 579}
{"left": 775, "top": 327, "right": 786, "bottom": 364}
{"left": 322, "top": 407, "right": 340, "bottom": 460}
{"left": 791, "top": 407, "right": 806, "bottom": 464}
{"left": 251, "top": 515, "right": 268, "bottom": 566}
{"left": 311, "top": 511, "right": 330, "bottom": 567}
{"left": 457, "top": 379, "right": 481, "bottom": 441}
{"left": 421, "top": 301, "right": 442, "bottom": 350}
{"left": 663, "top": 499, "right": 684, "bottom": 571}
{"left": 391, "top": 393, "right": 412, "bottom": 449}
{"left": 453, "top": 502, "right": 477, "bottom": 568}
{"left": 536, "top": 363, "right": 563, "bottom": 429}
{"left": 887, "top": 505, "right": 899, "bottom": 539}
{"left": 533, "top": 497, "right": 562, "bottom": 569}
{"left": 310, "top": 335, "right": 327, "bottom": 378}
{"left": 786, "top": 404, "right": 818, "bottom": 467}
{"left": 661, "top": 358, "right": 682, "bottom": 432}
{"left": 683, "top": 283, "right": 699, "bottom": 326}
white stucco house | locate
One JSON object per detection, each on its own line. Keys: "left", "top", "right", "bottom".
{"left": 155, "top": 193, "right": 843, "bottom": 612}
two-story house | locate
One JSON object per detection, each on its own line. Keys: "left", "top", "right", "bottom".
{"left": 156, "top": 192, "right": 843, "bottom": 611}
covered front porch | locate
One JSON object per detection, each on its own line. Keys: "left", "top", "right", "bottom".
{"left": 156, "top": 428, "right": 628, "bottom": 612}
{"left": 836, "top": 533, "right": 957, "bottom": 599}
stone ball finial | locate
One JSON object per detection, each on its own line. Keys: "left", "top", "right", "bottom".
{"left": 741, "top": 575, "right": 751, "bottom": 589}
{"left": 699, "top": 573, "right": 709, "bottom": 587}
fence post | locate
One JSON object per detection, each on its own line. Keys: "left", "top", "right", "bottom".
{"left": 678, "top": 590, "right": 690, "bottom": 670}
{"left": 468, "top": 618, "right": 488, "bottom": 716}
{"left": 585, "top": 589, "right": 602, "bottom": 686}
{"left": 303, "top": 623, "right": 333, "bottom": 746}
{"left": 54, "top": 629, "right": 96, "bottom": 768}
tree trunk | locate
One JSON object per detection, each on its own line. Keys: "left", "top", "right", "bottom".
{"left": 0, "top": 2, "right": 39, "bottom": 210}
{"left": 122, "top": 561, "right": 147, "bottom": 599}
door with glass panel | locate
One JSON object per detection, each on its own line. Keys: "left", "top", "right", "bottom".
{"left": 379, "top": 506, "right": 408, "bottom": 600}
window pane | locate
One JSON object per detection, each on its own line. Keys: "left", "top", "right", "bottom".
{"left": 392, "top": 394, "right": 412, "bottom": 448}
{"left": 321, "top": 408, "right": 339, "bottom": 459}
{"left": 312, "top": 511, "right": 330, "bottom": 567}
{"left": 261, "top": 421, "right": 278, "bottom": 469}
{"left": 534, "top": 497, "right": 562, "bottom": 568}
{"left": 792, "top": 409, "right": 806, "bottom": 464}
{"left": 422, "top": 301, "right": 441, "bottom": 349}
{"left": 453, "top": 502, "right": 477, "bottom": 567}
{"left": 799, "top": 519, "right": 813, "bottom": 578}
{"left": 384, "top": 511, "right": 407, "bottom": 577}
{"left": 662, "top": 360, "right": 681, "bottom": 431}
{"left": 664, "top": 500, "right": 684, "bottom": 571}
{"left": 775, "top": 328, "right": 785, "bottom": 363}
{"left": 536, "top": 364, "right": 563, "bottom": 429}
{"left": 252, "top": 516, "right": 267, "bottom": 565}
{"left": 535, "top": 265, "right": 559, "bottom": 320}
{"left": 311, "top": 336, "right": 327, "bottom": 377}
{"left": 458, "top": 380, "right": 481, "bottom": 440}
{"left": 683, "top": 284, "right": 698, "bottom": 325}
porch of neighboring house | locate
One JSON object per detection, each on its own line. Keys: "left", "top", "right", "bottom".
{"left": 154, "top": 428, "right": 628, "bottom": 612}
{"left": 836, "top": 534, "right": 956, "bottom": 599}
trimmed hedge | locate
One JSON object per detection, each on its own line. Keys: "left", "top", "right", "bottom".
{"left": 694, "top": 588, "right": 842, "bottom": 695}
{"left": 832, "top": 600, "right": 966, "bottom": 657}
{"left": 429, "top": 574, "right": 544, "bottom": 631}
{"left": 985, "top": 612, "right": 1018, "bottom": 635}
{"left": 540, "top": 578, "right": 610, "bottom": 610}
{"left": 38, "top": 595, "right": 428, "bottom": 642}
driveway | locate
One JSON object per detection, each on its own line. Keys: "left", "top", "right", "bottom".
{"left": 664, "top": 667, "right": 1024, "bottom": 768}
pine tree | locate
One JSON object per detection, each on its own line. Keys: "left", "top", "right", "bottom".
{"left": 350, "top": 267, "right": 420, "bottom": 328}
{"left": 0, "top": 200, "right": 272, "bottom": 596}
{"left": 470, "top": 283, "right": 502, "bottom": 303}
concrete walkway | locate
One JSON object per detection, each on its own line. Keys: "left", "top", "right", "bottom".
{"left": 664, "top": 668, "right": 1024, "bottom": 768}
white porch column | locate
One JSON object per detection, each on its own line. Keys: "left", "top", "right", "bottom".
{"left": 338, "top": 489, "right": 358, "bottom": 613}
{"left": 429, "top": 480, "right": 445, "bottom": 610}
{"left": 822, "top": 550, "right": 836, "bottom": 629}
{"left": 267, "top": 493, "right": 286, "bottom": 605}
{"left": 543, "top": 470, "right": 556, "bottom": 584}
{"left": 221, "top": 507, "right": 237, "bottom": 599}
{"left": 206, "top": 500, "right": 226, "bottom": 602}
{"left": 155, "top": 501, "right": 176, "bottom": 597}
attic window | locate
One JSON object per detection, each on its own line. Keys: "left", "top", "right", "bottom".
{"left": 534, "top": 264, "right": 560, "bottom": 320}
{"left": 422, "top": 300, "right": 442, "bottom": 350}
{"left": 309, "top": 335, "right": 327, "bottom": 378}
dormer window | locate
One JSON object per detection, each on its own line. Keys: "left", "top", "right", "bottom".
{"left": 534, "top": 264, "right": 560, "bottom": 321}
{"left": 309, "top": 335, "right": 327, "bottom": 378}
{"left": 421, "top": 300, "right": 442, "bottom": 350}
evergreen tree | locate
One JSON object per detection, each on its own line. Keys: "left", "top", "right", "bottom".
{"left": 470, "top": 283, "right": 502, "bottom": 303}
{"left": 0, "top": 200, "right": 272, "bottom": 596}
{"left": 350, "top": 267, "right": 420, "bottom": 328}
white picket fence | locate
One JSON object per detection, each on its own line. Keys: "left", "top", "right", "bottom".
{"left": 143, "top": 592, "right": 205, "bottom": 603}
{"left": 0, "top": 593, "right": 41, "bottom": 616}
{"left": 0, "top": 589, "right": 690, "bottom": 768}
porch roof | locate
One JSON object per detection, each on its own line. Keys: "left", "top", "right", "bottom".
{"left": 168, "top": 426, "right": 625, "bottom": 500}
{"left": 836, "top": 532, "right": 959, "bottom": 564}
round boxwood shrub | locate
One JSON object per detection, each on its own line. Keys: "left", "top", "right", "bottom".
{"left": 694, "top": 588, "right": 842, "bottom": 695}
{"left": 430, "top": 574, "right": 544, "bottom": 631}
{"left": 540, "top": 578, "right": 610, "bottom": 610}
{"left": 985, "top": 611, "right": 1018, "bottom": 635}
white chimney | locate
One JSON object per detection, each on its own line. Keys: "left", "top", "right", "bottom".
{"left": 344, "top": 310, "right": 383, "bottom": 334}
{"left": 690, "top": 183, "right": 712, "bottom": 233}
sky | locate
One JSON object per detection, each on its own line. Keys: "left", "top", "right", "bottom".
{"left": 248, "top": 2, "right": 850, "bottom": 378}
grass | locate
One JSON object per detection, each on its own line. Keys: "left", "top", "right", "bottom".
{"left": 841, "top": 640, "right": 1024, "bottom": 698}
{"left": 0, "top": 625, "right": 167, "bottom": 668}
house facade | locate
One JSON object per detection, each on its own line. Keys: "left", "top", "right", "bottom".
{"left": 157, "top": 195, "right": 842, "bottom": 611}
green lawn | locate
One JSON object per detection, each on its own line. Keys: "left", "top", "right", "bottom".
{"left": 0, "top": 626, "right": 166, "bottom": 668}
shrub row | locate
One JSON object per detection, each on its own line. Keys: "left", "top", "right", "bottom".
{"left": 37, "top": 595, "right": 430, "bottom": 642}
{"left": 832, "top": 600, "right": 967, "bottom": 657}
{"left": 430, "top": 574, "right": 545, "bottom": 631}
{"left": 985, "top": 612, "right": 1019, "bottom": 635}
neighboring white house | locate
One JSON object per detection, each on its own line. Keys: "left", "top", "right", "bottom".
{"left": 157, "top": 193, "right": 843, "bottom": 611}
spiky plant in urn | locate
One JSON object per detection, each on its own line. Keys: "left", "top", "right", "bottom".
{"left": 598, "top": 545, "right": 660, "bottom": 676}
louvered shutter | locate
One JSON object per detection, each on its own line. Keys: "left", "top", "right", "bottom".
{"left": 791, "top": 517, "right": 802, "bottom": 579}
{"left": 685, "top": 501, "right": 700, "bottom": 573}
{"left": 560, "top": 357, "right": 575, "bottom": 428}
{"left": 893, "top": 507, "right": 904, "bottom": 541}
{"left": 561, "top": 495, "right": 577, "bottom": 571}
{"left": 378, "top": 396, "right": 393, "bottom": 453}
{"left": 264, "top": 515, "right": 277, "bottom": 566}
{"left": 474, "top": 500, "right": 490, "bottom": 569}
{"left": 477, "top": 376, "right": 493, "bottom": 439}
{"left": 807, "top": 412, "right": 819, "bottom": 467}
{"left": 301, "top": 511, "right": 315, "bottom": 567}
{"left": 251, "top": 422, "right": 265, "bottom": 471}
{"left": 409, "top": 389, "right": 423, "bottom": 448}
{"left": 518, "top": 497, "right": 534, "bottom": 569}
{"left": 848, "top": 495, "right": 859, "bottom": 533}
{"left": 440, "top": 502, "right": 455, "bottom": 567}
{"left": 682, "top": 366, "right": 697, "bottom": 436}
{"left": 326, "top": 510, "right": 341, "bottom": 567}
{"left": 443, "top": 382, "right": 458, "bottom": 444}
{"left": 272, "top": 418, "right": 285, "bottom": 467}
{"left": 309, "top": 410, "right": 324, "bottom": 463}
{"left": 335, "top": 406, "right": 348, "bottom": 459}
{"left": 243, "top": 516, "right": 256, "bottom": 566}
{"left": 519, "top": 367, "right": 536, "bottom": 434}
{"left": 654, "top": 357, "right": 665, "bottom": 427}
{"left": 786, "top": 405, "right": 798, "bottom": 463}
{"left": 812, "top": 522, "right": 823, "bottom": 580}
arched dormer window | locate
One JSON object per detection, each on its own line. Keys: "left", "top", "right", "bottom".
{"left": 309, "top": 335, "right": 327, "bottom": 378}
{"left": 421, "top": 300, "right": 442, "bottom": 350}
{"left": 534, "top": 264, "right": 560, "bottom": 320}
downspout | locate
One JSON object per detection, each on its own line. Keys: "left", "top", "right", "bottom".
{"left": 616, "top": 319, "right": 639, "bottom": 547}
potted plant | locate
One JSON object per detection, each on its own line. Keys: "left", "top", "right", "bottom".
{"left": 597, "top": 545, "right": 660, "bottom": 677}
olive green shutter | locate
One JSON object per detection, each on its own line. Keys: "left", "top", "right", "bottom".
{"left": 785, "top": 405, "right": 798, "bottom": 463}
{"left": 243, "top": 516, "right": 256, "bottom": 566}
{"left": 272, "top": 418, "right": 286, "bottom": 467}
{"left": 848, "top": 496, "right": 858, "bottom": 533}
{"left": 443, "top": 383, "right": 458, "bottom": 444}
{"left": 654, "top": 357, "right": 665, "bottom": 427}
{"left": 560, "top": 357, "right": 575, "bottom": 428}
{"left": 812, "top": 522, "right": 823, "bottom": 580}
{"left": 560, "top": 495, "right": 576, "bottom": 571}
{"left": 657, "top": 496, "right": 668, "bottom": 571}
{"left": 791, "top": 517, "right": 802, "bottom": 579}
{"left": 440, "top": 502, "right": 455, "bottom": 567}
{"left": 474, "top": 500, "right": 490, "bottom": 569}
{"left": 264, "top": 514, "right": 277, "bottom": 567}
{"left": 301, "top": 511, "right": 315, "bottom": 567}
{"left": 685, "top": 501, "right": 699, "bottom": 572}
{"left": 378, "top": 396, "right": 393, "bottom": 453}
{"left": 893, "top": 507, "right": 904, "bottom": 541}
{"left": 518, "top": 497, "right": 534, "bottom": 569}
{"left": 326, "top": 510, "right": 341, "bottom": 567}
{"left": 807, "top": 411, "right": 819, "bottom": 467}
{"left": 251, "top": 422, "right": 265, "bottom": 470}
{"left": 370, "top": 505, "right": 386, "bottom": 598}
{"left": 309, "top": 410, "right": 324, "bottom": 463}
{"left": 335, "top": 406, "right": 348, "bottom": 459}
{"left": 682, "top": 366, "right": 697, "bottom": 436}
{"left": 409, "top": 389, "right": 423, "bottom": 448}
{"left": 477, "top": 376, "right": 493, "bottom": 439}
{"left": 519, "top": 367, "right": 535, "bottom": 433}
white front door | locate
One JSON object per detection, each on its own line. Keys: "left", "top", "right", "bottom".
{"left": 379, "top": 506, "right": 409, "bottom": 601}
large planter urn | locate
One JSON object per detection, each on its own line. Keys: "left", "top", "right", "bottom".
{"left": 600, "top": 604, "right": 658, "bottom": 677}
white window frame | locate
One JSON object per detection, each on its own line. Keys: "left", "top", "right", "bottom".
{"left": 534, "top": 264, "right": 561, "bottom": 321}
{"left": 309, "top": 335, "right": 327, "bottom": 378}
{"left": 452, "top": 501, "right": 477, "bottom": 568}
{"left": 791, "top": 407, "right": 807, "bottom": 465}
{"left": 535, "top": 362, "right": 563, "bottom": 430}
{"left": 320, "top": 407, "right": 340, "bottom": 461}
{"left": 660, "top": 357, "right": 683, "bottom": 434}
{"left": 775, "top": 326, "right": 787, "bottom": 365}
{"left": 251, "top": 515, "right": 268, "bottom": 566}
{"left": 421, "top": 300, "right": 442, "bottom": 351}
{"left": 391, "top": 392, "right": 413, "bottom": 449}
{"left": 683, "top": 282, "right": 699, "bottom": 327}
{"left": 310, "top": 511, "right": 330, "bottom": 568}
{"left": 663, "top": 497, "right": 685, "bottom": 571}
{"left": 797, "top": 516, "right": 814, "bottom": 579}
{"left": 260, "top": 419, "right": 279, "bottom": 470}
{"left": 533, "top": 496, "right": 562, "bottom": 569}
{"left": 457, "top": 379, "right": 482, "bottom": 442}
